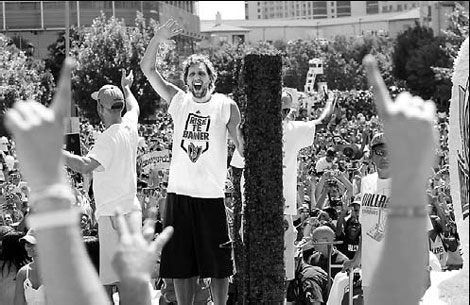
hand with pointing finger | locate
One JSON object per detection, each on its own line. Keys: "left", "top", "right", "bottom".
{"left": 364, "top": 54, "right": 437, "bottom": 180}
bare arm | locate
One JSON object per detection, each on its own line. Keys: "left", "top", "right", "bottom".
{"left": 13, "top": 267, "right": 27, "bottom": 305}
{"left": 121, "top": 69, "right": 140, "bottom": 118}
{"left": 227, "top": 100, "right": 244, "bottom": 157}
{"left": 336, "top": 208, "right": 349, "bottom": 237}
{"left": 364, "top": 55, "right": 437, "bottom": 305}
{"left": 63, "top": 150, "right": 101, "bottom": 175}
{"left": 5, "top": 58, "right": 110, "bottom": 305}
{"left": 140, "top": 18, "right": 182, "bottom": 104}
{"left": 314, "top": 174, "right": 327, "bottom": 207}
{"left": 336, "top": 172, "right": 353, "bottom": 199}
{"left": 312, "top": 91, "right": 337, "bottom": 127}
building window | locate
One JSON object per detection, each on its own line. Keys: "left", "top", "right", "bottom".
{"left": 336, "top": 1, "right": 351, "bottom": 17}
{"left": 397, "top": 4, "right": 403, "bottom": 11}
{"left": 382, "top": 6, "right": 388, "bottom": 12}
{"left": 313, "top": 1, "right": 328, "bottom": 17}
{"left": 366, "top": 1, "right": 379, "bottom": 14}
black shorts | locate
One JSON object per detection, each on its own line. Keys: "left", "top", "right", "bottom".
{"left": 159, "top": 193, "right": 234, "bottom": 279}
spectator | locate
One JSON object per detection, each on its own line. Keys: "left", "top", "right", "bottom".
{"left": 14, "top": 229, "right": 44, "bottom": 305}
{"left": 64, "top": 69, "right": 142, "bottom": 300}
{"left": 1, "top": 229, "right": 29, "bottom": 305}
{"left": 315, "top": 148, "right": 336, "bottom": 175}
{"left": 335, "top": 200, "right": 361, "bottom": 260}
{"left": 304, "top": 225, "right": 348, "bottom": 280}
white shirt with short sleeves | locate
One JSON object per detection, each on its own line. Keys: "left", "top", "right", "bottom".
{"left": 87, "top": 112, "right": 140, "bottom": 218}
{"left": 315, "top": 156, "right": 333, "bottom": 173}
{"left": 359, "top": 172, "right": 391, "bottom": 288}
{"left": 167, "top": 91, "right": 231, "bottom": 198}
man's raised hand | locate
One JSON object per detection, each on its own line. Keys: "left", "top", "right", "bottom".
{"left": 121, "top": 69, "right": 134, "bottom": 88}
{"left": 154, "top": 17, "right": 183, "bottom": 40}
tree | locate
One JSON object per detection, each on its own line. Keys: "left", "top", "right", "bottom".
{"left": 432, "top": 3, "right": 469, "bottom": 111}
{"left": 45, "top": 28, "right": 82, "bottom": 83}
{"left": 392, "top": 23, "right": 452, "bottom": 110}
{"left": 0, "top": 34, "right": 53, "bottom": 136}
{"left": 44, "top": 11, "right": 183, "bottom": 123}
{"left": 284, "top": 39, "right": 324, "bottom": 91}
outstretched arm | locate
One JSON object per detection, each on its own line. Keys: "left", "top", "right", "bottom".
{"left": 140, "top": 18, "right": 183, "bottom": 104}
{"left": 312, "top": 91, "right": 337, "bottom": 128}
{"left": 63, "top": 151, "right": 101, "bottom": 175}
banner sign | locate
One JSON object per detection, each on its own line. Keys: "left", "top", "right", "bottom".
{"left": 141, "top": 149, "right": 171, "bottom": 173}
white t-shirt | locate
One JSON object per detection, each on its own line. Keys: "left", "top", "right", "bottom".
{"left": 167, "top": 91, "right": 231, "bottom": 198}
{"left": 227, "top": 121, "right": 316, "bottom": 215}
{"left": 429, "top": 232, "right": 448, "bottom": 268}
{"left": 359, "top": 172, "right": 391, "bottom": 288}
{"left": 315, "top": 156, "right": 333, "bottom": 173}
{"left": 283, "top": 120, "right": 316, "bottom": 215}
{"left": 87, "top": 112, "right": 140, "bottom": 218}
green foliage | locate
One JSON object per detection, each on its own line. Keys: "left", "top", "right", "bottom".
{"left": 392, "top": 23, "right": 452, "bottom": 111}
{"left": 0, "top": 34, "right": 54, "bottom": 136}
{"left": 280, "top": 35, "right": 396, "bottom": 92}
{"left": 241, "top": 53, "right": 285, "bottom": 303}
{"left": 45, "top": 28, "right": 82, "bottom": 83}
{"left": 432, "top": 3, "right": 469, "bottom": 111}
{"left": 283, "top": 39, "right": 324, "bottom": 91}
{"left": 45, "top": 11, "right": 183, "bottom": 123}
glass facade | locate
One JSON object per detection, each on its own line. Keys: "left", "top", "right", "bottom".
{"left": 0, "top": 1, "right": 197, "bottom": 31}
{"left": 366, "top": 1, "right": 379, "bottom": 14}
{"left": 336, "top": 1, "right": 351, "bottom": 17}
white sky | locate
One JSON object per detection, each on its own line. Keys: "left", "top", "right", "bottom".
{"left": 198, "top": 1, "right": 245, "bottom": 20}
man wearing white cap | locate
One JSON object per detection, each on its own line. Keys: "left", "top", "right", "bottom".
{"left": 63, "top": 70, "right": 141, "bottom": 298}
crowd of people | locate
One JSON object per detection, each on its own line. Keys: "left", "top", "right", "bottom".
{"left": 0, "top": 18, "right": 466, "bottom": 305}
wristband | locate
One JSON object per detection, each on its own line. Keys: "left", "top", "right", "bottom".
{"left": 28, "top": 207, "right": 80, "bottom": 230}
{"left": 388, "top": 205, "right": 429, "bottom": 218}
{"left": 30, "top": 184, "right": 76, "bottom": 210}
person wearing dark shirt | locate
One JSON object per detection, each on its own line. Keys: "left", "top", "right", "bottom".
{"left": 336, "top": 201, "right": 361, "bottom": 259}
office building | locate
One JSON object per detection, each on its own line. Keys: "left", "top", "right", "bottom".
{"left": 245, "top": 1, "right": 422, "bottom": 20}
{"left": 0, "top": 1, "right": 200, "bottom": 58}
